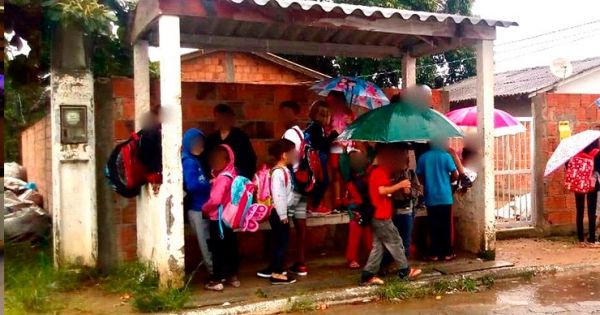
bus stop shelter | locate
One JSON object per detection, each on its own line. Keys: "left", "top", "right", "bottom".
{"left": 130, "top": 0, "right": 517, "bottom": 286}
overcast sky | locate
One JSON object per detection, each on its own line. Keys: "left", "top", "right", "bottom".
{"left": 148, "top": 0, "right": 600, "bottom": 74}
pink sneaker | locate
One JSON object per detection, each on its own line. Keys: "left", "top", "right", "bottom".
{"left": 309, "top": 206, "right": 331, "bottom": 216}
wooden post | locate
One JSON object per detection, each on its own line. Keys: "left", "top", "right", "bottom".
{"left": 402, "top": 54, "right": 416, "bottom": 90}
{"left": 476, "top": 39, "right": 496, "bottom": 257}
{"left": 157, "top": 15, "right": 185, "bottom": 288}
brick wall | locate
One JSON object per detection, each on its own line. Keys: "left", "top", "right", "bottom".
{"left": 540, "top": 93, "right": 600, "bottom": 228}
{"left": 20, "top": 115, "right": 53, "bottom": 211}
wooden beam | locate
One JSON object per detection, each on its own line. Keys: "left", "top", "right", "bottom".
{"left": 180, "top": 34, "right": 403, "bottom": 59}
{"left": 402, "top": 54, "right": 416, "bottom": 90}
{"left": 475, "top": 39, "right": 496, "bottom": 253}
{"left": 410, "top": 38, "right": 476, "bottom": 57}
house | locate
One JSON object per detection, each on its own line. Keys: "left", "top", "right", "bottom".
{"left": 446, "top": 56, "right": 600, "bottom": 116}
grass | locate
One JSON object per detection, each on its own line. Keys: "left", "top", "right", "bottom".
{"left": 4, "top": 241, "right": 98, "bottom": 314}
{"left": 4, "top": 240, "right": 192, "bottom": 314}
{"left": 376, "top": 276, "right": 491, "bottom": 303}
{"left": 286, "top": 297, "right": 316, "bottom": 313}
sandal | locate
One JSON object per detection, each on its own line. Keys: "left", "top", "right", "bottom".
{"left": 226, "top": 277, "right": 241, "bottom": 288}
{"left": 443, "top": 254, "right": 457, "bottom": 261}
{"left": 579, "top": 242, "right": 587, "bottom": 248}
{"left": 348, "top": 261, "right": 361, "bottom": 269}
{"left": 585, "top": 242, "right": 600, "bottom": 248}
{"left": 408, "top": 268, "right": 422, "bottom": 279}
{"left": 205, "top": 282, "right": 224, "bottom": 291}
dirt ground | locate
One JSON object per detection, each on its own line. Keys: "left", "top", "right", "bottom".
{"left": 27, "top": 238, "right": 600, "bottom": 315}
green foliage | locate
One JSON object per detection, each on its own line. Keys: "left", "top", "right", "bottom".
{"left": 286, "top": 297, "right": 316, "bottom": 313}
{"left": 42, "top": 0, "right": 117, "bottom": 35}
{"left": 4, "top": 241, "right": 97, "bottom": 314}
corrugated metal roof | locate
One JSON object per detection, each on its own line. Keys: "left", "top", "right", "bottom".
{"left": 226, "top": 0, "right": 518, "bottom": 28}
{"left": 447, "top": 57, "right": 600, "bottom": 102}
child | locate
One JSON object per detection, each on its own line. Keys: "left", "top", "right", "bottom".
{"left": 181, "top": 128, "right": 213, "bottom": 276}
{"left": 343, "top": 149, "right": 373, "bottom": 269}
{"left": 416, "top": 137, "right": 459, "bottom": 261}
{"left": 570, "top": 141, "right": 599, "bottom": 248}
{"left": 279, "top": 100, "right": 310, "bottom": 276}
{"left": 361, "top": 145, "right": 422, "bottom": 286}
{"left": 381, "top": 146, "right": 421, "bottom": 272}
{"left": 304, "top": 100, "right": 339, "bottom": 215}
{"left": 257, "top": 139, "right": 299, "bottom": 284}
{"left": 202, "top": 145, "right": 240, "bottom": 291}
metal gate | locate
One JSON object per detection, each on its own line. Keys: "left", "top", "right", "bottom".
{"left": 494, "top": 117, "right": 535, "bottom": 228}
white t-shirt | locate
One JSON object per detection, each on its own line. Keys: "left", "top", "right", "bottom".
{"left": 283, "top": 126, "right": 303, "bottom": 170}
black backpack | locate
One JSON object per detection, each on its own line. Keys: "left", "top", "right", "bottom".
{"left": 352, "top": 166, "right": 377, "bottom": 226}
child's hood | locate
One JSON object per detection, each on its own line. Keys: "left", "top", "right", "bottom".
{"left": 212, "top": 144, "right": 236, "bottom": 177}
{"left": 182, "top": 128, "right": 205, "bottom": 160}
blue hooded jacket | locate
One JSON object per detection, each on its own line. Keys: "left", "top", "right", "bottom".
{"left": 182, "top": 128, "right": 211, "bottom": 211}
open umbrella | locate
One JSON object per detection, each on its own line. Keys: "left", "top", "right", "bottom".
{"left": 446, "top": 106, "right": 526, "bottom": 137}
{"left": 544, "top": 130, "right": 600, "bottom": 176}
{"left": 310, "top": 76, "right": 389, "bottom": 109}
{"left": 337, "top": 102, "right": 464, "bottom": 143}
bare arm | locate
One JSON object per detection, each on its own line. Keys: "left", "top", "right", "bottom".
{"left": 447, "top": 147, "right": 465, "bottom": 175}
{"left": 378, "top": 179, "right": 411, "bottom": 195}
{"left": 450, "top": 170, "right": 459, "bottom": 182}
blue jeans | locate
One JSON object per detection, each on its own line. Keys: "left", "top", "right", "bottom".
{"left": 381, "top": 211, "right": 414, "bottom": 268}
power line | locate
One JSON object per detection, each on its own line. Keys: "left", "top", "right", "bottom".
{"left": 495, "top": 20, "right": 600, "bottom": 46}
{"left": 495, "top": 28, "right": 600, "bottom": 54}
{"left": 496, "top": 32, "right": 600, "bottom": 63}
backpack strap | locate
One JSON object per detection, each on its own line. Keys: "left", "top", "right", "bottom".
{"left": 270, "top": 166, "right": 289, "bottom": 189}
{"left": 589, "top": 149, "right": 600, "bottom": 158}
{"left": 220, "top": 172, "right": 234, "bottom": 179}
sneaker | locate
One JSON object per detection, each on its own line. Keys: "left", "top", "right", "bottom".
{"left": 309, "top": 206, "right": 331, "bottom": 216}
{"left": 205, "top": 282, "right": 224, "bottom": 291}
{"left": 289, "top": 263, "right": 308, "bottom": 276}
{"left": 257, "top": 268, "right": 287, "bottom": 278}
{"left": 361, "top": 276, "right": 384, "bottom": 286}
{"left": 459, "top": 174, "right": 473, "bottom": 189}
{"left": 270, "top": 275, "right": 297, "bottom": 285}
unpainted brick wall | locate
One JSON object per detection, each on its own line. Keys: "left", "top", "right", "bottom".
{"left": 541, "top": 93, "right": 600, "bottom": 227}
{"left": 20, "top": 115, "right": 53, "bottom": 212}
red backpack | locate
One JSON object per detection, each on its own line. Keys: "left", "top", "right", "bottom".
{"left": 105, "top": 132, "right": 148, "bottom": 198}
{"left": 564, "top": 149, "right": 599, "bottom": 193}
{"left": 291, "top": 128, "right": 323, "bottom": 194}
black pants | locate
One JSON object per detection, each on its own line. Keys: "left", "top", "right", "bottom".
{"left": 209, "top": 220, "right": 239, "bottom": 280}
{"left": 427, "top": 205, "right": 453, "bottom": 258}
{"left": 575, "top": 190, "right": 598, "bottom": 243}
{"left": 311, "top": 152, "right": 330, "bottom": 208}
{"left": 268, "top": 211, "right": 290, "bottom": 273}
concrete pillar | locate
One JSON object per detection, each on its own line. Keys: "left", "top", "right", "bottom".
{"left": 452, "top": 40, "right": 496, "bottom": 258}
{"left": 475, "top": 39, "right": 496, "bottom": 257}
{"left": 157, "top": 15, "right": 185, "bottom": 287}
{"left": 401, "top": 54, "right": 416, "bottom": 90}
{"left": 51, "top": 25, "right": 97, "bottom": 267}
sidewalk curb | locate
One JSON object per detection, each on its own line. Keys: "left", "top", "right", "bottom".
{"left": 177, "top": 262, "right": 600, "bottom": 315}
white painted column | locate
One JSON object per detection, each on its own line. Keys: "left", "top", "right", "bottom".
{"left": 476, "top": 39, "right": 496, "bottom": 257}
{"left": 133, "top": 40, "right": 160, "bottom": 266}
{"left": 51, "top": 57, "right": 97, "bottom": 266}
{"left": 156, "top": 15, "right": 185, "bottom": 287}
{"left": 402, "top": 54, "right": 416, "bottom": 90}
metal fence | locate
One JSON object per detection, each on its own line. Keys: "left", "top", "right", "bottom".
{"left": 450, "top": 117, "right": 535, "bottom": 228}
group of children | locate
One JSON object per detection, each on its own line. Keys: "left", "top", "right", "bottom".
{"left": 181, "top": 92, "right": 466, "bottom": 290}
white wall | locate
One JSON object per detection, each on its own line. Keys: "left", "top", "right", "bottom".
{"left": 556, "top": 69, "right": 600, "bottom": 94}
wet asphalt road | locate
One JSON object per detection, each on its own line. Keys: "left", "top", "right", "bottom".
{"left": 306, "top": 268, "right": 600, "bottom": 315}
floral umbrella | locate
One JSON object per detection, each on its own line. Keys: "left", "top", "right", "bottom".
{"left": 446, "top": 106, "right": 526, "bottom": 137}
{"left": 544, "top": 130, "right": 600, "bottom": 177}
{"left": 310, "top": 76, "right": 389, "bottom": 109}
{"left": 337, "top": 101, "right": 464, "bottom": 142}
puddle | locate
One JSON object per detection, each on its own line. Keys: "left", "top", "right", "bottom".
{"left": 304, "top": 268, "right": 600, "bottom": 315}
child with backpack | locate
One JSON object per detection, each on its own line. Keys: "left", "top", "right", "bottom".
{"left": 565, "top": 141, "right": 600, "bottom": 248}
{"left": 256, "top": 139, "right": 299, "bottom": 285}
{"left": 182, "top": 128, "right": 213, "bottom": 276}
{"left": 278, "top": 100, "right": 310, "bottom": 276}
{"left": 202, "top": 144, "right": 240, "bottom": 291}
{"left": 304, "top": 100, "right": 340, "bottom": 215}
{"left": 343, "top": 148, "right": 373, "bottom": 269}
{"left": 361, "top": 144, "right": 422, "bottom": 286}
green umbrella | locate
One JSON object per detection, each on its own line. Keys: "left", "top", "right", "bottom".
{"left": 337, "top": 102, "right": 464, "bottom": 143}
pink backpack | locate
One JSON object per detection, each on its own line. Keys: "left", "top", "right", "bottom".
{"left": 564, "top": 149, "right": 599, "bottom": 193}
{"left": 217, "top": 173, "right": 268, "bottom": 236}
{"left": 252, "top": 165, "right": 289, "bottom": 222}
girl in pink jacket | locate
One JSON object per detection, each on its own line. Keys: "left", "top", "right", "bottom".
{"left": 202, "top": 144, "right": 239, "bottom": 291}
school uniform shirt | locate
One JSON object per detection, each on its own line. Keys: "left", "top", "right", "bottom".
{"left": 271, "top": 167, "right": 294, "bottom": 220}
{"left": 416, "top": 148, "right": 457, "bottom": 207}
{"left": 368, "top": 166, "right": 393, "bottom": 220}
{"left": 282, "top": 126, "right": 303, "bottom": 170}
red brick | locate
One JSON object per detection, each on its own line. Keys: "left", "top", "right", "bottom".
{"left": 546, "top": 211, "right": 572, "bottom": 225}
{"left": 545, "top": 196, "right": 567, "bottom": 210}
{"left": 114, "top": 120, "right": 134, "bottom": 140}
{"left": 119, "top": 225, "right": 137, "bottom": 249}
{"left": 121, "top": 98, "right": 135, "bottom": 120}
{"left": 122, "top": 203, "right": 136, "bottom": 225}
{"left": 112, "top": 78, "right": 133, "bottom": 98}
